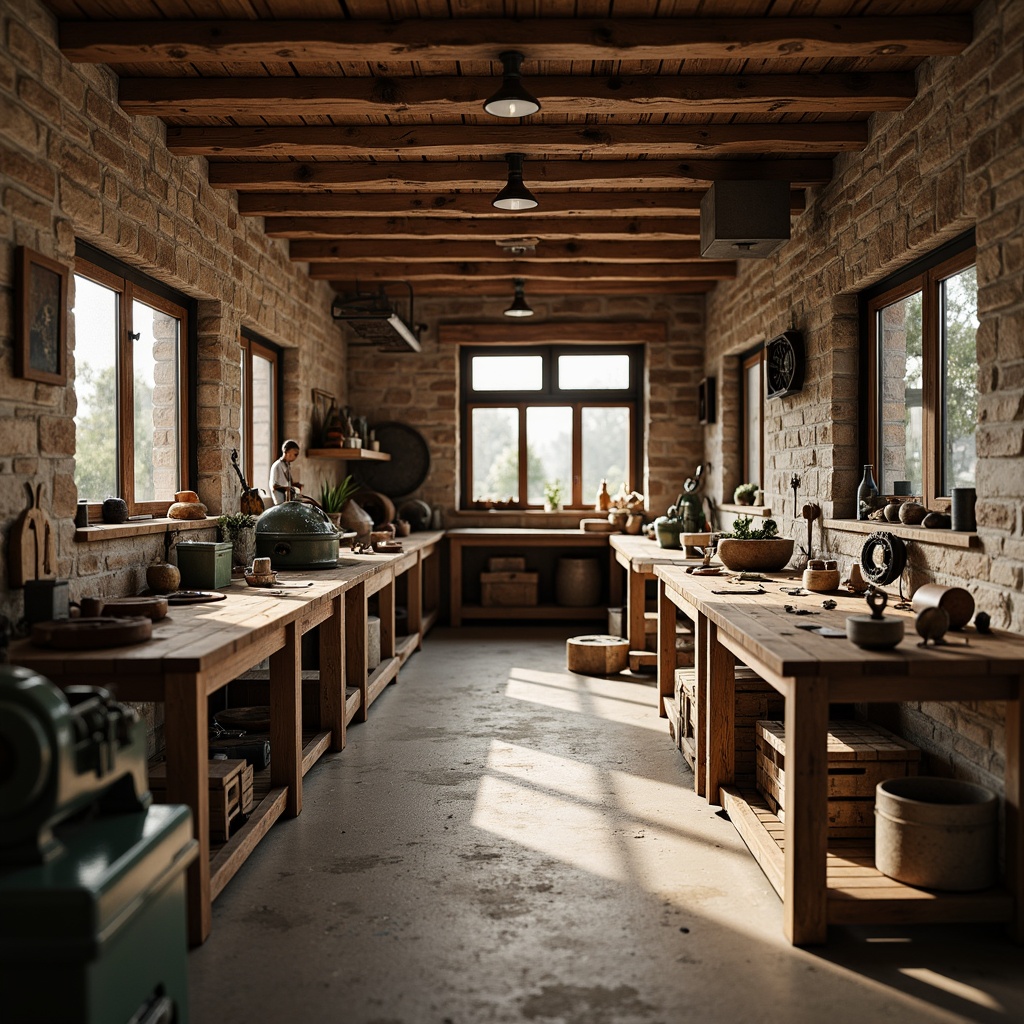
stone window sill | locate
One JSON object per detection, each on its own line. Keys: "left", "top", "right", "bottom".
{"left": 822, "top": 518, "right": 979, "bottom": 549}
{"left": 718, "top": 503, "right": 773, "bottom": 517}
{"left": 75, "top": 516, "right": 218, "bottom": 543}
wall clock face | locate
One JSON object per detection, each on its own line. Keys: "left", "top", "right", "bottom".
{"left": 766, "top": 330, "right": 804, "bottom": 399}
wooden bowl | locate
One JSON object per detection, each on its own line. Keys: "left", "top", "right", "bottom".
{"left": 244, "top": 570, "right": 278, "bottom": 587}
{"left": 716, "top": 537, "right": 795, "bottom": 572}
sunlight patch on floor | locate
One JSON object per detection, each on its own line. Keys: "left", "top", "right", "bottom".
{"left": 898, "top": 968, "right": 1004, "bottom": 1012}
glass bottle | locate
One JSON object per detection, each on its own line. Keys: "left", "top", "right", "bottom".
{"left": 595, "top": 479, "right": 611, "bottom": 512}
{"left": 857, "top": 464, "right": 879, "bottom": 520}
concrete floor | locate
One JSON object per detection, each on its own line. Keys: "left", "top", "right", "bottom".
{"left": 189, "top": 627, "right": 1024, "bottom": 1024}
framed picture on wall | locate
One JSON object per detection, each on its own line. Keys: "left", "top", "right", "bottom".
{"left": 698, "top": 376, "right": 716, "bottom": 425}
{"left": 15, "top": 246, "right": 68, "bottom": 386}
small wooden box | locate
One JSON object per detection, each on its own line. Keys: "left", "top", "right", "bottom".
{"left": 480, "top": 571, "right": 538, "bottom": 607}
{"left": 488, "top": 556, "right": 526, "bottom": 572}
{"left": 149, "top": 757, "right": 247, "bottom": 842}
{"left": 675, "top": 666, "right": 783, "bottom": 784}
{"left": 756, "top": 719, "right": 920, "bottom": 838}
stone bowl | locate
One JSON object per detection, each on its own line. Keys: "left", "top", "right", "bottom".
{"left": 716, "top": 537, "right": 795, "bottom": 572}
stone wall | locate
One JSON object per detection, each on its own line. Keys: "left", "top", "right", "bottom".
{"left": 702, "top": 0, "right": 1024, "bottom": 790}
{"left": 344, "top": 293, "right": 706, "bottom": 526}
{"left": 0, "top": 0, "right": 347, "bottom": 625}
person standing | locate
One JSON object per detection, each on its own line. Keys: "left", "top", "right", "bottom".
{"left": 269, "top": 439, "right": 303, "bottom": 505}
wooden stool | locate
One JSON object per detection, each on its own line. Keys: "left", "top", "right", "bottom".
{"left": 566, "top": 634, "right": 629, "bottom": 675}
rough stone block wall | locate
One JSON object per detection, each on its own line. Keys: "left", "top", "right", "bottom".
{"left": 344, "top": 293, "right": 706, "bottom": 526}
{"left": 703, "top": 0, "right": 1024, "bottom": 792}
{"left": 0, "top": 0, "right": 347, "bottom": 627}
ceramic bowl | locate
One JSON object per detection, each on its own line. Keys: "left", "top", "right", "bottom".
{"left": 716, "top": 537, "right": 795, "bottom": 572}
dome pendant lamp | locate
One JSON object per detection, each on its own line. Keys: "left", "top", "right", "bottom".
{"left": 504, "top": 279, "right": 534, "bottom": 318}
{"left": 483, "top": 51, "right": 541, "bottom": 118}
{"left": 493, "top": 153, "right": 538, "bottom": 211}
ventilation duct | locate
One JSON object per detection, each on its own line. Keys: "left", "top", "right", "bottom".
{"left": 330, "top": 282, "right": 422, "bottom": 352}
{"left": 699, "top": 180, "right": 791, "bottom": 259}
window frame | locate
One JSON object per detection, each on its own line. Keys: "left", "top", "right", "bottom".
{"left": 73, "top": 250, "right": 193, "bottom": 517}
{"left": 741, "top": 345, "right": 765, "bottom": 488}
{"left": 862, "top": 231, "right": 977, "bottom": 510}
{"left": 459, "top": 343, "right": 643, "bottom": 510}
{"left": 239, "top": 328, "right": 281, "bottom": 494}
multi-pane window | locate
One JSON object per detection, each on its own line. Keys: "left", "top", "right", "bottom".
{"left": 240, "top": 330, "right": 279, "bottom": 499}
{"left": 73, "top": 255, "right": 190, "bottom": 515}
{"left": 460, "top": 345, "right": 642, "bottom": 509}
{"left": 864, "top": 234, "right": 978, "bottom": 507}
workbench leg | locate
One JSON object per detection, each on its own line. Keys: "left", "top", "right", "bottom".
{"left": 628, "top": 569, "right": 646, "bottom": 651}
{"left": 347, "top": 583, "right": 369, "bottom": 723}
{"left": 783, "top": 676, "right": 829, "bottom": 946}
{"left": 270, "top": 621, "right": 302, "bottom": 818}
{"left": 408, "top": 555, "right": 424, "bottom": 650}
{"left": 164, "top": 674, "right": 211, "bottom": 946}
{"left": 380, "top": 576, "right": 396, "bottom": 663}
{"left": 1006, "top": 695, "right": 1023, "bottom": 941}
{"left": 608, "top": 546, "right": 622, "bottom": 606}
{"left": 657, "top": 581, "right": 676, "bottom": 718}
{"left": 705, "top": 621, "right": 735, "bottom": 806}
{"left": 423, "top": 546, "right": 440, "bottom": 634}
{"left": 320, "top": 594, "right": 345, "bottom": 751}
{"left": 694, "top": 614, "right": 709, "bottom": 798}
{"left": 449, "top": 540, "right": 462, "bottom": 627}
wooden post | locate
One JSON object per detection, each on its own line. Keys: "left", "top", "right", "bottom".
{"left": 783, "top": 675, "right": 829, "bottom": 945}
{"left": 694, "top": 614, "right": 709, "bottom": 797}
{"left": 319, "top": 593, "right": 345, "bottom": 751}
{"left": 1006, "top": 694, "right": 1023, "bottom": 941}
{"left": 657, "top": 580, "right": 676, "bottom": 717}
{"left": 706, "top": 620, "right": 735, "bottom": 805}
{"left": 608, "top": 542, "right": 623, "bottom": 606}
{"left": 449, "top": 536, "right": 462, "bottom": 627}
{"left": 269, "top": 620, "right": 302, "bottom": 818}
{"left": 164, "top": 672, "right": 211, "bottom": 946}
{"left": 407, "top": 551, "right": 424, "bottom": 649}
{"left": 628, "top": 566, "right": 646, "bottom": 650}
{"left": 346, "top": 582, "right": 369, "bottom": 722}
{"left": 379, "top": 573, "right": 396, "bottom": 662}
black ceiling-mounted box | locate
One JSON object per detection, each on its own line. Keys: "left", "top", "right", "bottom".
{"left": 699, "top": 180, "right": 792, "bottom": 259}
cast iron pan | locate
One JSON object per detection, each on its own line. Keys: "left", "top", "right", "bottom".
{"left": 353, "top": 422, "right": 431, "bottom": 499}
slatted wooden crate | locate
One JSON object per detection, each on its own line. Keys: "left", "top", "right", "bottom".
{"left": 674, "top": 666, "right": 783, "bottom": 786}
{"left": 755, "top": 719, "right": 921, "bottom": 838}
{"left": 480, "top": 571, "right": 538, "bottom": 606}
{"left": 149, "top": 758, "right": 248, "bottom": 842}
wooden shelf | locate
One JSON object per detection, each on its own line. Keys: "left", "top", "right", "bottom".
{"left": 366, "top": 655, "right": 401, "bottom": 710}
{"left": 306, "top": 447, "right": 390, "bottom": 461}
{"left": 396, "top": 633, "right": 419, "bottom": 664}
{"left": 460, "top": 603, "right": 607, "bottom": 621}
{"left": 721, "top": 786, "right": 1013, "bottom": 927}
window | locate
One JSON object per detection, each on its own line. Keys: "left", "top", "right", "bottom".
{"left": 460, "top": 345, "right": 642, "bottom": 509}
{"left": 73, "top": 251, "right": 192, "bottom": 515}
{"left": 863, "top": 232, "right": 978, "bottom": 507}
{"left": 240, "top": 329, "right": 280, "bottom": 499}
{"left": 741, "top": 347, "right": 764, "bottom": 488}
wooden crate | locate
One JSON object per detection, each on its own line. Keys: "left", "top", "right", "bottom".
{"left": 480, "top": 570, "right": 538, "bottom": 607}
{"left": 488, "top": 556, "right": 526, "bottom": 572}
{"left": 674, "top": 666, "right": 783, "bottom": 785}
{"left": 756, "top": 719, "right": 921, "bottom": 838}
{"left": 149, "top": 758, "right": 247, "bottom": 842}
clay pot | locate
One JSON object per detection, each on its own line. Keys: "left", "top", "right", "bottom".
{"left": 340, "top": 498, "right": 373, "bottom": 538}
{"left": 394, "top": 519, "right": 411, "bottom": 537}
{"left": 147, "top": 562, "right": 181, "bottom": 594}
{"left": 102, "top": 496, "right": 129, "bottom": 524}
{"left": 898, "top": 501, "right": 928, "bottom": 525}
{"left": 716, "top": 537, "right": 795, "bottom": 572}
{"left": 883, "top": 499, "right": 903, "bottom": 523}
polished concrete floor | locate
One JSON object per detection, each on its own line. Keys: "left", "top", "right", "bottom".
{"left": 189, "top": 627, "right": 1024, "bottom": 1024}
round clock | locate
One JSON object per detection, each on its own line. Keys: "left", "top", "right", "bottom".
{"left": 766, "top": 330, "right": 804, "bottom": 399}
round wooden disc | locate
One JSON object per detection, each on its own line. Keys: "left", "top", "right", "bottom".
{"left": 566, "top": 634, "right": 630, "bottom": 675}
{"left": 98, "top": 596, "right": 169, "bottom": 621}
{"left": 32, "top": 616, "right": 152, "bottom": 650}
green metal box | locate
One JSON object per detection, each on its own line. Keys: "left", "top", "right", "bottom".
{"left": 176, "top": 540, "right": 233, "bottom": 589}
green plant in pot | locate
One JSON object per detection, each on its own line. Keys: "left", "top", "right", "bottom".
{"left": 715, "top": 516, "right": 794, "bottom": 571}
{"left": 217, "top": 512, "right": 258, "bottom": 568}
{"left": 319, "top": 475, "right": 361, "bottom": 528}
{"left": 543, "top": 479, "right": 564, "bottom": 512}
{"left": 733, "top": 482, "right": 759, "bottom": 506}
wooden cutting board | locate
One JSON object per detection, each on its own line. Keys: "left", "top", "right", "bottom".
{"left": 9, "top": 483, "right": 57, "bottom": 587}
{"left": 99, "top": 596, "right": 170, "bottom": 621}
{"left": 32, "top": 616, "right": 152, "bottom": 650}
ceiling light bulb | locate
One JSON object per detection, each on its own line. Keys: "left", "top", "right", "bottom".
{"left": 483, "top": 51, "right": 541, "bottom": 118}
{"left": 504, "top": 279, "right": 534, "bottom": 317}
{"left": 493, "top": 153, "right": 538, "bottom": 211}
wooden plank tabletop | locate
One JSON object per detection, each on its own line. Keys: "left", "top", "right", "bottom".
{"left": 609, "top": 533, "right": 703, "bottom": 571}
{"left": 446, "top": 528, "right": 611, "bottom": 542}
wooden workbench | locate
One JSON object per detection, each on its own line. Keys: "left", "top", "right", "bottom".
{"left": 608, "top": 534, "right": 701, "bottom": 650}
{"left": 446, "top": 528, "right": 621, "bottom": 627}
{"left": 654, "top": 565, "right": 1024, "bottom": 946}
{"left": 8, "top": 533, "right": 443, "bottom": 946}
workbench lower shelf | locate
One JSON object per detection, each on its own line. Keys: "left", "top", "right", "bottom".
{"left": 721, "top": 786, "right": 1014, "bottom": 927}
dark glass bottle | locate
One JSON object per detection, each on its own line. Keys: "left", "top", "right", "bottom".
{"left": 857, "top": 464, "right": 879, "bottom": 520}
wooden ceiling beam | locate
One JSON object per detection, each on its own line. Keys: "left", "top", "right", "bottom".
{"left": 264, "top": 216, "right": 701, "bottom": 240}
{"left": 167, "top": 123, "right": 867, "bottom": 158}
{"left": 333, "top": 279, "right": 715, "bottom": 297}
{"left": 291, "top": 239, "right": 704, "bottom": 262}
{"left": 60, "top": 17, "right": 973, "bottom": 64}
{"left": 238, "top": 190, "right": 807, "bottom": 217}
{"left": 119, "top": 72, "right": 916, "bottom": 118}
{"left": 209, "top": 158, "right": 832, "bottom": 191}
{"left": 307, "top": 261, "right": 736, "bottom": 281}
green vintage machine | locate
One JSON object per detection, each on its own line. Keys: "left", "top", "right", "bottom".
{"left": 0, "top": 665, "right": 197, "bottom": 1024}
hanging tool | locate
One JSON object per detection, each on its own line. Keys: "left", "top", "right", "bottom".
{"left": 800, "top": 502, "right": 821, "bottom": 560}
{"left": 8, "top": 483, "right": 57, "bottom": 587}
{"left": 231, "top": 449, "right": 265, "bottom": 515}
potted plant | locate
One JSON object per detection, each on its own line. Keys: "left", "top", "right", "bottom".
{"left": 543, "top": 479, "right": 564, "bottom": 512}
{"left": 734, "top": 482, "right": 759, "bottom": 506}
{"left": 217, "top": 511, "right": 258, "bottom": 567}
{"left": 319, "top": 475, "right": 361, "bottom": 529}
{"left": 715, "top": 516, "right": 794, "bottom": 571}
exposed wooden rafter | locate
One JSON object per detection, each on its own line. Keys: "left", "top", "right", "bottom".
{"left": 331, "top": 279, "right": 716, "bottom": 297}
{"left": 306, "top": 261, "right": 736, "bottom": 281}
{"left": 291, "top": 239, "right": 705, "bottom": 262}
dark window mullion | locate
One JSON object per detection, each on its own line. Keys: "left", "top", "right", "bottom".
{"left": 119, "top": 284, "right": 136, "bottom": 510}
{"left": 518, "top": 404, "right": 529, "bottom": 506}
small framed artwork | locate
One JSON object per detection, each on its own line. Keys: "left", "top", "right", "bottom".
{"left": 15, "top": 246, "right": 68, "bottom": 386}
{"left": 698, "top": 376, "right": 716, "bottom": 424}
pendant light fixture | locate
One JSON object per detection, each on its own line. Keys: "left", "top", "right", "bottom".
{"left": 504, "top": 279, "right": 534, "bottom": 318}
{"left": 483, "top": 51, "right": 541, "bottom": 118}
{"left": 493, "top": 153, "right": 538, "bottom": 211}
